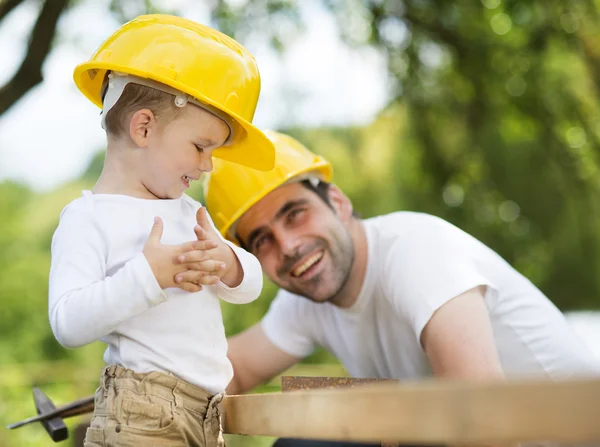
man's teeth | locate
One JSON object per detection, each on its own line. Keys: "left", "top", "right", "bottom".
{"left": 292, "top": 251, "right": 324, "bottom": 277}
{"left": 184, "top": 175, "right": 193, "bottom": 182}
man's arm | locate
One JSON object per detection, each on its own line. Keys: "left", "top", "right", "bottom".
{"left": 422, "top": 286, "right": 517, "bottom": 447}
{"left": 227, "top": 323, "right": 301, "bottom": 394}
{"left": 421, "top": 285, "right": 504, "bottom": 380}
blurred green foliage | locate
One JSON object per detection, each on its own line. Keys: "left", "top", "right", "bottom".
{"left": 2, "top": 1, "right": 600, "bottom": 446}
{"left": 213, "top": 0, "right": 600, "bottom": 310}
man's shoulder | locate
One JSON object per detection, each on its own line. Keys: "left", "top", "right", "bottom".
{"left": 364, "top": 211, "right": 478, "bottom": 278}
{"left": 364, "top": 211, "right": 456, "bottom": 245}
{"left": 364, "top": 211, "right": 448, "bottom": 229}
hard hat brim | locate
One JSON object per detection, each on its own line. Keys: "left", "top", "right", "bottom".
{"left": 73, "top": 62, "right": 275, "bottom": 171}
{"left": 221, "top": 160, "right": 333, "bottom": 242}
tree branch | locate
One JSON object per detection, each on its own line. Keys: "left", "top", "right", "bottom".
{"left": 0, "top": 0, "right": 70, "bottom": 116}
{"left": 0, "top": 0, "right": 26, "bottom": 22}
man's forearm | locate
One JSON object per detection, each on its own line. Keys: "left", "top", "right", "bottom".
{"left": 226, "top": 374, "right": 242, "bottom": 395}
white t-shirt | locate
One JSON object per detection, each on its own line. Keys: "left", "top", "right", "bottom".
{"left": 49, "top": 191, "right": 262, "bottom": 394}
{"left": 262, "top": 212, "right": 600, "bottom": 381}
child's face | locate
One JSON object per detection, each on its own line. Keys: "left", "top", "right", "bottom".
{"left": 141, "top": 105, "right": 230, "bottom": 199}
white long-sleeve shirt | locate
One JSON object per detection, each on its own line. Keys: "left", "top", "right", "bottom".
{"left": 49, "top": 191, "right": 262, "bottom": 393}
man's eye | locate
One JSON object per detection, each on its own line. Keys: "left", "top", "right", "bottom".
{"left": 255, "top": 237, "right": 265, "bottom": 250}
{"left": 194, "top": 144, "right": 205, "bottom": 153}
{"left": 254, "top": 235, "right": 271, "bottom": 252}
{"left": 288, "top": 208, "right": 304, "bottom": 221}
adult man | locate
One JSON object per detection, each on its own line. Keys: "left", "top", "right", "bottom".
{"left": 203, "top": 131, "right": 600, "bottom": 447}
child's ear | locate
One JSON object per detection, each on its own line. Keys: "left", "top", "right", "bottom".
{"left": 327, "top": 185, "right": 354, "bottom": 222}
{"left": 129, "top": 109, "right": 156, "bottom": 148}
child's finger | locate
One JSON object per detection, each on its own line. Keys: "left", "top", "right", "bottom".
{"left": 195, "top": 206, "right": 213, "bottom": 232}
{"left": 146, "top": 217, "right": 163, "bottom": 244}
{"left": 197, "top": 275, "right": 221, "bottom": 285}
{"left": 185, "top": 260, "right": 226, "bottom": 273}
{"left": 177, "top": 249, "right": 216, "bottom": 264}
{"left": 176, "top": 281, "right": 203, "bottom": 293}
{"left": 175, "top": 270, "right": 207, "bottom": 284}
{"left": 175, "top": 270, "right": 222, "bottom": 285}
{"left": 177, "top": 239, "right": 217, "bottom": 255}
{"left": 194, "top": 224, "right": 209, "bottom": 241}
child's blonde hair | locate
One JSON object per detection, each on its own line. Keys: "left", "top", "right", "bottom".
{"left": 102, "top": 81, "right": 184, "bottom": 138}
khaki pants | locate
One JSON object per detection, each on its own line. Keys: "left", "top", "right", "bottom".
{"left": 84, "top": 365, "right": 225, "bottom": 447}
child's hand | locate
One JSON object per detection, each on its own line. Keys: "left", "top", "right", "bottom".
{"left": 174, "top": 207, "right": 243, "bottom": 288}
{"left": 143, "top": 217, "right": 219, "bottom": 292}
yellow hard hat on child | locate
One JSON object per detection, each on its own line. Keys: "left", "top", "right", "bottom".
{"left": 73, "top": 14, "right": 275, "bottom": 171}
{"left": 203, "top": 130, "right": 333, "bottom": 242}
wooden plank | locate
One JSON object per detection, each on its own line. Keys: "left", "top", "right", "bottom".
{"left": 281, "top": 377, "right": 405, "bottom": 447}
{"left": 267, "top": 364, "right": 348, "bottom": 387}
{"left": 281, "top": 376, "right": 398, "bottom": 392}
{"left": 222, "top": 377, "right": 600, "bottom": 444}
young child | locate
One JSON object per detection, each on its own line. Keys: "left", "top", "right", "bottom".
{"left": 48, "top": 14, "right": 274, "bottom": 446}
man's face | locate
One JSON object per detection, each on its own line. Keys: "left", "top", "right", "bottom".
{"left": 236, "top": 182, "right": 355, "bottom": 303}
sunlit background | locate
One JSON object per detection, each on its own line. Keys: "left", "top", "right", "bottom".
{"left": 1, "top": 1, "right": 600, "bottom": 446}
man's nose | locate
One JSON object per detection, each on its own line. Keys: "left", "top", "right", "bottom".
{"left": 276, "top": 229, "right": 301, "bottom": 258}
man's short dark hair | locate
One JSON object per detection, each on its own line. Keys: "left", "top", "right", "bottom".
{"left": 299, "top": 179, "right": 361, "bottom": 218}
{"left": 299, "top": 179, "right": 333, "bottom": 209}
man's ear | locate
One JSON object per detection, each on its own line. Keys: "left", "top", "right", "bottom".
{"left": 327, "top": 185, "right": 354, "bottom": 221}
{"left": 129, "top": 109, "right": 156, "bottom": 148}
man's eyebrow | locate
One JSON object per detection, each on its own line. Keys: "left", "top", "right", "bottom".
{"left": 245, "top": 227, "right": 266, "bottom": 253}
{"left": 245, "top": 199, "right": 309, "bottom": 251}
{"left": 274, "top": 199, "right": 309, "bottom": 221}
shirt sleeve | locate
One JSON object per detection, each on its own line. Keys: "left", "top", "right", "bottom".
{"left": 205, "top": 207, "right": 263, "bottom": 305}
{"left": 48, "top": 202, "right": 167, "bottom": 348}
{"left": 261, "top": 291, "right": 316, "bottom": 358}
{"left": 383, "top": 215, "right": 496, "bottom": 344}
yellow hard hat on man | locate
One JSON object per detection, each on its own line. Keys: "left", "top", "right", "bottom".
{"left": 204, "top": 130, "right": 333, "bottom": 243}
{"left": 73, "top": 14, "right": 274, "bottom": 171}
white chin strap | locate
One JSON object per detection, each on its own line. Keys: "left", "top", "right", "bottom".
{"left": 100, "top": 71, "right": 233, "bottom": 144}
